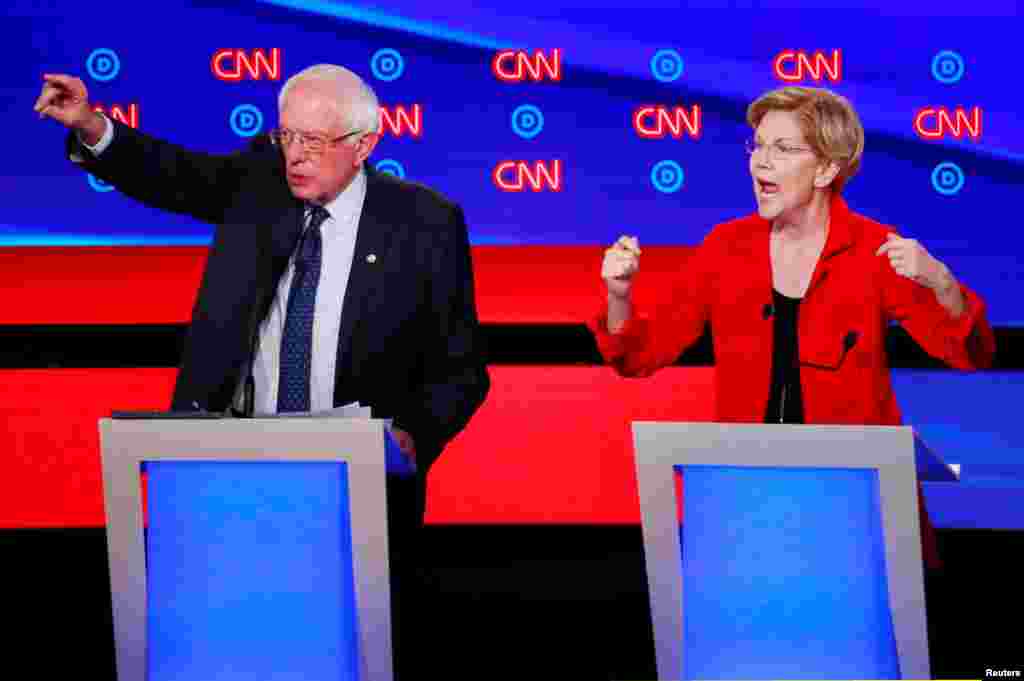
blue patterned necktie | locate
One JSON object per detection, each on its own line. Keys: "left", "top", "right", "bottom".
{"left": 277, "top": 204, "right": 331, "bottom": 413}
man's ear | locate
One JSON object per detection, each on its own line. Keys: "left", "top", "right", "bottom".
{"left": 355, "top": 132, "right": 381, "bottom": 166}
{"left": 814, "top": 160, "right": 841, "bottom": 188}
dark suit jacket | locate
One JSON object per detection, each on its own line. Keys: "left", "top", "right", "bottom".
{"left": 70, "top": 119, "right": 490, "bottom": 474}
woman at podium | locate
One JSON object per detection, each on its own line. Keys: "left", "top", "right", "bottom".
{"left": 587, "top": 86, "right": 996, "bottom": 568}
{"left": 589, "top": 85, "right": 994, "bottom": 425}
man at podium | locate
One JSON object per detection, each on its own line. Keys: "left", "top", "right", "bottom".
{"left": 36, "top": 63, "right": 489, "bottom": 518}
{"left": 37, "top": 63, "right": 490, "bottom": 677}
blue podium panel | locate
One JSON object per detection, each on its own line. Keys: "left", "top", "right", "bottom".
{"left": 145, "top": 461, "right": 359, "bottom": 681}
{"left": 677, "top": 465, "right": 899, "bottom": 680}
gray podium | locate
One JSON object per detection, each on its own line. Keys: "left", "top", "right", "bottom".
{"left": 99, "top": 416, "right": 396, "bottom": 681}
{"left": 633, "top": 422, "right": 933, "bottom": 680}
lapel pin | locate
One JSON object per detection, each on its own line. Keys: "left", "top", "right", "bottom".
{"left": 366, "top": 253, "right": 377, "bottom": 264}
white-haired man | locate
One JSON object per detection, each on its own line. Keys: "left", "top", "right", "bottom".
{"left": 37, "top": 64, "right": 490, "bottom": 677}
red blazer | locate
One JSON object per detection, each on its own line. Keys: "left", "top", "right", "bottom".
{"left": 590, "top": 194, "right": 995, "bottom": 422}
{"left": 589, "top": 194, "right": 996, "bottom": 568}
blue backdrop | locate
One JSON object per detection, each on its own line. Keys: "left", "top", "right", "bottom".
{"left": 8, "top": 1, "right": 1023, "bottom": 322}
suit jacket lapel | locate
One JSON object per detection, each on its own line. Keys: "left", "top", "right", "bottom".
{"left": 271, "top": 200, "right": 305, "bottom": 280}
{"left": 334, "top": 166, "right": 400, "bottom": 397}
{"left": 805, "top": 194, "right": 855, "bottom": 298}
{"left": 251, "top": 199, "right": 303, "bottom": 325}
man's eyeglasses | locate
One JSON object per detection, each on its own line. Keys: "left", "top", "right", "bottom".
{"left": 745, "top": 138, "right": 815, "bottom": 160}
{"left": 270, "top": 128, "right": 362, "bottom": 155}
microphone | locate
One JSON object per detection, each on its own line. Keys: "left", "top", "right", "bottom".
{"left": 833, "top": 330, "right": 860, "bottom": 370}
{"left": 762, "top": 303, "right": 774, "bottom": 319}
{"left": 798, "top": 330, "right": 861, "bottom": 372}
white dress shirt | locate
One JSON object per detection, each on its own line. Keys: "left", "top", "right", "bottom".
{"left": 75, "top": 112, "right": 115, "bottom": 157}
{"left": 249, "top": 169, "right": 366, "bottom": 415}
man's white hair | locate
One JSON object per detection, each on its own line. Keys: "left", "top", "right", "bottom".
{"left": 278, "top": 64, "right": 380, "bottom": 134}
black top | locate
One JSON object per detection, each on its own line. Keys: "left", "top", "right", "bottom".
{"left": 764, "top": 288, "right": 806, "bottom": 424}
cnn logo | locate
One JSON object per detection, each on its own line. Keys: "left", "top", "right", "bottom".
{"left": 492, "top": 49, "right": 562, "bottom": 82}
{"left": 93, "top": 103, "right": 139, "bottom": 128}
{"left": 212, "top": 48, "right": 281, "bottom": 81}
{"left": 773, "top": 49, "right": 842, "bottom": 83}
{"left": 633, "top": 105, "right": 702, "bottom": 139}
{"left": 913, "top": 107, "right": 982, "bottom": 141}
{"left": 493, "top": 160, "right": 563, "bottom": 192}
{"left": 379, "top": 105, "right": 422, "bottom": 138}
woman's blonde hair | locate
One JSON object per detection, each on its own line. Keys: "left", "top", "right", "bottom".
{"left": 747, "top": 86, "right": 864, "bottom": 192}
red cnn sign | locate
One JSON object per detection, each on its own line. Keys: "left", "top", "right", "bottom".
{"left": 633, "top": 105, "right": 702, "bottom": 139}
{"left": 379, "top": 104, "right": 422, "bottom": 138}
{"left": 773, "top": 49, "right": 842, "bottom": 83}
{"left": 212, "top": 48, "right": 281, "bottom": 81}
{"left": 493, "top": 160, "right": 563, "bottom": 192}
{"left": 913, "top": 106, "right": 982, "bottom": 141}
{"left": 492, "top": 49, "right": 563, "bottom": 82}
{"left": 92, "top": 103, "right": 139, "bottom": 128}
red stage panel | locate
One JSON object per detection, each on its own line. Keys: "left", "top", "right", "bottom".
{"left": 0, "top": 246, "right": 693, "bottom": 325}
{"left": 426, "top": 366, "right": 712, "bottom": 523}
{"left": 472, "top": 246, "right": 696, "bottom": 323}
{"left": 0, "top": 247, "right": 207, "bottom": 325}
{"left": 0, "top": 367, "right": 714, "bottom": 528}
{"left": 0, "top": 369, "right": 178, "bottom": 528}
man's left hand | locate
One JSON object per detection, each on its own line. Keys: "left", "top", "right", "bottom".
{"left": 391, "top": 427, "right": 416, "bottom": 460}
{"left": 875, "top": 232, "right": 951, "bottom": 291}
